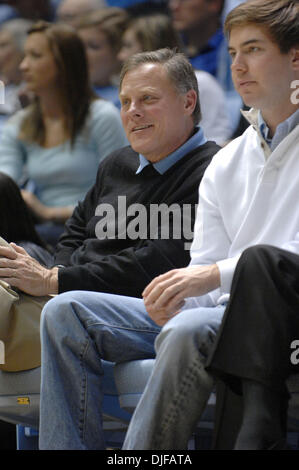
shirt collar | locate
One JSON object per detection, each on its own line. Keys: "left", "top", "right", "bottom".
{"left": 258, "top": 108, "right": 299, "bottom": 151}
{"left": 136, "top": 126, "right": 207, "bottom": 175}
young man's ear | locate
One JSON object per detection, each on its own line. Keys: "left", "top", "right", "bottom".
{"left": 291, "top": 47, "right": 299, "bottom": 70}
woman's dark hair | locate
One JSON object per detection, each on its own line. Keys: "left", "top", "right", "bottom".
{"left": 0, "top": 172, "right": 47, "bottom": 248}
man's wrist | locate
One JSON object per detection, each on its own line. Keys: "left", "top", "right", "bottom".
{"left": 210, "top": 263, "right": 221, "bottom": 291}
{"left": 45, "top": 267, "right": 59, "bottom": 295}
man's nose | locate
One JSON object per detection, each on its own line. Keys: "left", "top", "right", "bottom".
{"left": 231, "top": 53, "right": 247, "bottom": 73}
{"left": 127, "top": 101, "right": 143, "bottom": 117}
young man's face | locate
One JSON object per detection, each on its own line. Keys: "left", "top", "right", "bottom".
{"left": 119, "top": 63, "right": 196, "bottom": 163}
{"left": 229, "top": 24, "right": 299, "bottom": 118}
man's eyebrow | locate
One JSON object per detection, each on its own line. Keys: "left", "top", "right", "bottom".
{"left": 228, "top": 38, "right": 266, "bottom": 51}
{"left": 119, "top": 87, "right": 157, "bottom": 98}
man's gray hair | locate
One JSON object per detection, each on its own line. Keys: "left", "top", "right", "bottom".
{"left": 119, "top": 48, "right": 201, "bottom": 125}
{"left": 0, "top": 18, "right": 34, "bottom": 52}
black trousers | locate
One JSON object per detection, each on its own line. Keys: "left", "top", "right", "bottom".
{"left": 207, "top": 245, "right": 299, "bottom": 394}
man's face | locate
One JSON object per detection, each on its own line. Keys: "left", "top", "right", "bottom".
{"left": 169, "top": 0, "right": 220, "bottom": 33}
{"left": 229, "top": 24, "right": 299, "bottom": 117}
{"left": 119, "top": 63, "right": 196, "bottom": 163}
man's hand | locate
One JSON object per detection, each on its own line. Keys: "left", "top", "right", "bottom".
{"left": 142, "top": 264, "right": 220, "bottom": 326}
{"left": 0, "top": 243, "right": 58, "bottom": 296}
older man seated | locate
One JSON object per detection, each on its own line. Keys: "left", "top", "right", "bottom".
{"left": 0, "top": 48, "right": 220, "bottom": 448}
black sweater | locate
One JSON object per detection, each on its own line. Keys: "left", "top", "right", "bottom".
{"left": 55, "top": 142, "right": 219, "bottom": 298}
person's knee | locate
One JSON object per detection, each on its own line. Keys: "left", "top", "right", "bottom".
{"left": 241, "top": 245, "right": 270, "bottom": 263}
{"left": 156, "top": 310, "right": 219, "bottom": 359}
{"left": 41, "top": 291, "right": 77, "bottom": 335}
{"left": 238, "top": 245, "right": 281, "bottom": 281}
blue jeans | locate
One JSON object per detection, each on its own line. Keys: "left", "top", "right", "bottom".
{"left": 123, "top": 305, "right": 225, "bottom": 450}
{"left": 38, "top": 291, "right": 161, "bottom": 450}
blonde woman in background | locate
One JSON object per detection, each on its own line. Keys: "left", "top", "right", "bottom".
{"left": 77, "top": 7, "right": 129, "bottom": 108}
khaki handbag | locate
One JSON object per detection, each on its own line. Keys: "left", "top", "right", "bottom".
{"left": 0, "top": 279, "right": 50, "bottom": 372}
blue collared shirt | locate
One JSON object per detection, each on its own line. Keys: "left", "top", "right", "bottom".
{"left": 136, "top": 127, "right": 207, "bottom": 175}
{"left": 258, "top": 108, "right": 299, "bottom": 151}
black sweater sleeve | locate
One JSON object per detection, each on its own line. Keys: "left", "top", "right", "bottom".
{"left": 57, "top": 238, "right": 191, "bottom": 298}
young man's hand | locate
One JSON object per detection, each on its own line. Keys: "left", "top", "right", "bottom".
{"left": 142, "top": 264, "right": 220, "bottom": 326}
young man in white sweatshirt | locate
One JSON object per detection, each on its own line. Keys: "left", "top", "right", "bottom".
{"left": 122, "top": 0, "right": 299, "bottom": 449}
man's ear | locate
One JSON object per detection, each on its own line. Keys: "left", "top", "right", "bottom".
{"left": 184, "top": 89, "right": 197, "bottom": 116}
{"left": 291, "top": 47, "right": 299, "bottom": 71}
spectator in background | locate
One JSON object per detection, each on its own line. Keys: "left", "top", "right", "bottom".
{"left": 0, "top": 18, "right": 33, "bottom": 128}
{"left": 0, "top": 172, "right": 53, "bottom": 267}
{"left": 3, "top": 0, "right": 58, "bottom": 22}
{"left": 169, "top": 0, "right": 225, "bottom": 76}
{"left": 168, "top": 0, "right": 244, "bottom": 133}
{"left": 77, "top": 7, "right": 129, "bottom": 109}
{"left": 0, "top": 21, "right": 127, "bottom": 246}
{"left": 0, "top": 3, "right": 18, "bottom": 26}
{"left": 118, "top": 13, "right": 232, "bottom": 144}
{"left": 56, "top": 0, "right": 107, "bottom": 26}
{"left": 118, "top": 12, "right": 181, "bottom": 60}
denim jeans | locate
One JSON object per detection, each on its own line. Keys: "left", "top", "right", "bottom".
{"left": 123, "top": 305, "right": 225, "bottom": 450}
{"left": 38, "top": 291, "right": 161, "bottom": 450}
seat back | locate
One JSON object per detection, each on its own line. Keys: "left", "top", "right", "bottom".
{"left": 0, "top": 361, "right": 133, "bottom": 430}
{"left": 0, "top": 367, "right": 40, "bottom": 428}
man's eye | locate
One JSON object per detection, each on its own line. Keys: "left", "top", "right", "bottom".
{"left": 248, "top": 46, "right": 260, "bottom": 53}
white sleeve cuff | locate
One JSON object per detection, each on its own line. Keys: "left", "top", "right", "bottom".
{"left": 216, "top": 254, "right": 241, "bottom": 295}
